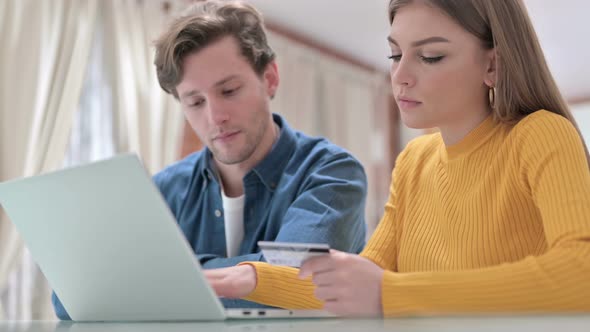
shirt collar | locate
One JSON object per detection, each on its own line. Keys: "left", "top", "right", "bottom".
{"left": 250, "top": 113, "right": 296, "bottom": 191}
{"left": 197, "top": 113, "right": 296, "bottom": 192}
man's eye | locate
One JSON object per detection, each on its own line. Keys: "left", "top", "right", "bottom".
{"left": 190, "top": 100, "right": 204, "bottom": 107}
{"left": 223, "top": 87, "right": 240, "bottom": 96}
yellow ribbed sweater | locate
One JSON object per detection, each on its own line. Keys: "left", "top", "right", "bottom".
{"left": 241, "top": 110, "right": 590, "bottom": 316}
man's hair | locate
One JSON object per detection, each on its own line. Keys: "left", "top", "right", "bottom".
{"left": 154, "top": 0, "right": 276, "bottom": 99}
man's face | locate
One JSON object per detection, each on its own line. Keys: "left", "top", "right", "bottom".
{"left": 176, "top": 36, "right": 278, "bottom": 165}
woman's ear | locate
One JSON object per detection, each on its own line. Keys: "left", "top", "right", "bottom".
{"left": 484, "top": 49, "right": 497, "bottom": 88}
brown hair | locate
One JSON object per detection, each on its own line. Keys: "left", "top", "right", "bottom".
{"left": 389, "top": 0, "right": 590, "bottom": 163}
{"left": 154, "top": 0, "right": 275, "bottom": 99}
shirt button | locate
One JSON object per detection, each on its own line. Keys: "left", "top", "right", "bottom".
{"left": 270, "top": 182, "right": 277, "bottom": 189}
{"left": 215, "top": 209, "right": 222, "bottom": 218}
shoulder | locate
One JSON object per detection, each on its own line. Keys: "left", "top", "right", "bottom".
{"left": 293, "top": 130, "right": 364, "bottom": 169}
{"left": 512, "top": 110, "right": 587, "bottom": 167}
{"left": 153, "top": 150, "right": 205, "bottom": 192}
{"left": 513, "top": 110, "right": 580, "bottom": 142}
{"left": 385, "top": 133, "right": 442, "bottom": 190}
{"left": 276, "top": 114, "right": 363, "bottom": 170}
{"left": 396, "top": 133, "right": 442, "bottom": 168}
{"left": 277, "top": 131, "right": 367, "bottom": 192}
{"left": 406, "top": 132, "right": 441, "bottom": 153}
{"left": 512, "top": 110, "right": 584, "bottom": 154}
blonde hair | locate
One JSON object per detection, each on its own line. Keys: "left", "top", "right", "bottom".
{"left": 389, "top": 0, "right": 590, "bottom": 164}
{"left": 154, "top": 0, "right": 275, "bottom": 99}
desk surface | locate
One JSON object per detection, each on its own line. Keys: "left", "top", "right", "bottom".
{"left": 1, "top": 315, "right": 590, "bottom": 332}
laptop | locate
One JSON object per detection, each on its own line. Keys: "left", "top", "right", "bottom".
{"left": 0, "top": 154, "right": 333, "bottom": 321}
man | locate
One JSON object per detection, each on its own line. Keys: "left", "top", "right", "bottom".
{"left": 53, "top": 0, "right": 366, "bottom": 319}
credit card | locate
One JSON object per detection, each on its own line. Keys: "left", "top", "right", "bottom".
{"left": 258, "top": 241, "right": 330, "bottom": 267}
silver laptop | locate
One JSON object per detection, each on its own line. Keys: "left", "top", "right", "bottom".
{"left": 0, "top": 154, "right": 333, "bottom": 321}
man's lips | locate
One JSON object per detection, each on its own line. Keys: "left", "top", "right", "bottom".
{"left": 213, "top": 131, "right": 240, "bottom": 141}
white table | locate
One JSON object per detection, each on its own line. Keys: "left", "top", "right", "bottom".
{"left": 1, "top": 315, "right": 589, "bottom": 332}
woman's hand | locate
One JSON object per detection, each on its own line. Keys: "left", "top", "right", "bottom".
{"left": 205, "top": 264, "right": 257, "bottom": 298}
{"left": 299, "top": 250, "right": 384, "bottom": 317}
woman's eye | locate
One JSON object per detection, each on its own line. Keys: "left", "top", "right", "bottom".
{"left": 421, "top": 56, "right": 444, "bottom": 64}
{"left": 387, "top": 54, "right": 402, "bottom": 62}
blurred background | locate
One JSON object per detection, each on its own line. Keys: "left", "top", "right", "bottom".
{"left": 0, "top": 0, "right": 588, "bottom": 321}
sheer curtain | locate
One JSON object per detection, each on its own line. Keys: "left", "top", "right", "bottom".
{"left": 103, "top": 0, "right": 185, "bottom": 174}
{"left": 0, "top": 0, "right": 98, "bottom": 320}
{"left": 268, "top": 32, "right": 392, "bottom": 232}
{"left": 0, "top": 0, "right": 184, "bottom": 320}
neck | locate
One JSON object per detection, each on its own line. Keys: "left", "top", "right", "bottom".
{"left": 439, "top": 107, "right": 491, "bottom": 146}
{"left": 214, "top": 119, "right": 279, "bottom": 198}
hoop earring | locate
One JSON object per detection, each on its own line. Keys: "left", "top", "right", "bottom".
{"left": 488, "top": 86, "right": 496, "bottom": 109}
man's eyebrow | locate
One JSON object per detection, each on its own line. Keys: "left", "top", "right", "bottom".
{"left": 214, "top": 75, "right": 239, "bottom": 87}
{"left": 180, "top": 75, "right": 240, "bottom": 100}
{"left": 181, "top": 90, "right": 198, "bottom": 100}
{"left": 387, "top": 36, "right": 451, "bottom": 47}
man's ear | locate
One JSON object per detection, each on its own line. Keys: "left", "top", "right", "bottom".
{"left": 484, "top": 48, "right": 497, "bottom": 88}
{"left": 263, "top": 61, "right": 279, "bottom": 99}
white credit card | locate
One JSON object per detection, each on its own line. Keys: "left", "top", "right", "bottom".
{"left": 258, "top": 241, "right": 330, "bottom": 268}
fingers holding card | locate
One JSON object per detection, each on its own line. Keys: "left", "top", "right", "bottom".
{"left": 258, "top": 241, "right": 330, "bottom": 267}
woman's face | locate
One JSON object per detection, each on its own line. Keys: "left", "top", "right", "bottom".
{"left": 388, "top": 2, "right": 495, "bottom": 130}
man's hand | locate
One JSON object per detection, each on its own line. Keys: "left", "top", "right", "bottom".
{"left": 299, "top": 250, "right": 384, "bottom": 317}
{"left": 205, "top": 264, "right": 257, "bottom": 298}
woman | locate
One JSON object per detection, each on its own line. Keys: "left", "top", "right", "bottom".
{"left": 205, "top": 0, "right": 590, "bottom": 317}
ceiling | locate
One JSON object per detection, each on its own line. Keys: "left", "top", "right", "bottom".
{"left": 247, "top": 0, "right": 590, "bottom": 102}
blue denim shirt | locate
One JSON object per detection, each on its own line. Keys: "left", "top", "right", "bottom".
{"left": 52, "top": 114, "right": 367, "bottom": 320}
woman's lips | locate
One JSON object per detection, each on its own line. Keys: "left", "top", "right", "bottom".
{"left": 397, "top": 97, "right": 422, "bottom": 110}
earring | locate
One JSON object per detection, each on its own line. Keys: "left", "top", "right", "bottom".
{"left": 488, "top": 86, "right": 496, "bottom": 109}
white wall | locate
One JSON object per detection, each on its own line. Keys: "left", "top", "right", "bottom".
{"left": 571, "top": 103, "right": 590, "bottom": 144}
